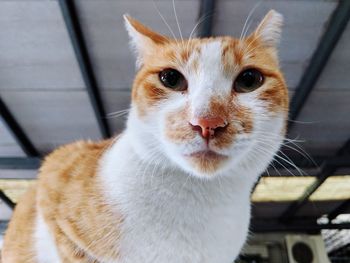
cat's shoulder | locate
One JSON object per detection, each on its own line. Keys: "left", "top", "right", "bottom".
{"left": 45, "top": 138, "right": 113, "bottom": 162}
{"left": 38, "top": 137, "right": 116, "bottom": 182}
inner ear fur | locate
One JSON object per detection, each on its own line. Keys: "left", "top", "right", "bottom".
{"left": 124, "top": 15, "right": 169, "bottom": 67}
{"left": 251, "top": 10, "right": 283, "bottom": 48}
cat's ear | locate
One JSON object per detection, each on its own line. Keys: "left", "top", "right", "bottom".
{"left": 124, "top": 14, "right": 169, "bottom": 67}
{"left": 252, "top": 10, "right": 283, "bottom": 47}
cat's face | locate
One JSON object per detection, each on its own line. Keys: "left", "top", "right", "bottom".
{"left": 125, "top": 11, "right": 289, "bottom": 178}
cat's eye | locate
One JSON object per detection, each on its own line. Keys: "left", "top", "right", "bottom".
{"left": 234, "top": 68, "right": 264, "bottom": 93}
{"left": 159, "top": 69, "right": 187, "bottom": 91}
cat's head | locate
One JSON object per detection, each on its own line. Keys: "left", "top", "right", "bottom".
{"left": 124, "top": 10, "right": 289, "bottom": 179}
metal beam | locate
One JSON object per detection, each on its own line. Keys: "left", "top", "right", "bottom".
{"left": 197, "top": 0, "right": 216, "bottom": 37}
{"left": 0, "top": 153, "right": 348, "bottom": 173}
{"left": 278, "top": 154, "right": 350, "bottom": 169}
{"left": 0, "top": 157, "right": 40, "bottom": 170}
{"left": 280, "top": 139, "right": 350, "bottom": 221}
{"left": 0, "top": 221, "right": 9, "bottom": 231}
{"left": 0, "top": 97, "right": 40, "bottom": 157}
{"left": 289, "top": 0, "right": 350, "bottom": 123}
{"left": 0, "top": 190, "right": 15, "bottom": 210}
{"left": 251, "top": 219, "right": 350, "bottom": 233}
{"left": 328, "top": 199, "right": 350, "bottom": 221}
{"left": 262, "top": 154, "right": 350, "bottom": 177}
{"left": 58, "top": 0, "right": 111, "bottom": 138}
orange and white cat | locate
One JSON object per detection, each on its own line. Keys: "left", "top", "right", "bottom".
{"left": 2, "top": 10, "right": 288, "bottom": 263}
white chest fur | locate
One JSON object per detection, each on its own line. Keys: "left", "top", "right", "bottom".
{"left": 99, "top": 135, "right": 257, "bottom": 263}
{"left": 35, "top": 212, "right": 61, "bottom": 263}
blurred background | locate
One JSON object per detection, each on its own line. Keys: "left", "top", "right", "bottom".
{"left": 0, "top": 0, "right": 349, "bottom": 262}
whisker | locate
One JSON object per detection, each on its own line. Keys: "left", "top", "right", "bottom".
{"left": 288, "top": 119, "right": 319, "bottom": 124}
{"left": 152, "top": 0, "right": 177, "bottom": 40}
{"left": 283, "top": 141, "right": 318, "bottom": 167}
{"left": 186, "top": 12, "right": 214, "bottom": 56}
{"left": 260, "top": 141, "right": 304, "bottom": 176}
{"left": 240, "top": 1, "right": 262, "bottom": 41}
{"left": 189, "top": 13, "right": 214, "bottom": 40}
{"left": 277, "top": 149, "right": 305, "bottom": 176}
{"left": 107, "top": 109, "right": 130, "bottom": 116}
{"left": 242, "top": 20, "right": 253, "bottom": 40}
{"left": 252, "top": 131, "right": 316, "bottom": 166}
{"left": 172, "top": 0, "right": 183, "bottom": 42}
{"left": 256, "top": 147, "right": 297, "bottom": 177}
{"left": 268, "top": 161, "right": 282, "bottom": 177}
{"left": 151, "top": 2, "right": 183, "bottom": 58}
{"left": 106, "top": 109, "right": 130, "bottom": 119}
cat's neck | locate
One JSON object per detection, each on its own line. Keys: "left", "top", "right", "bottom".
{"left": 97, "top": 133, "right": 255, "bottom": 262}
{"left": 98, "top": 132, "right": 256, "bottom": 206}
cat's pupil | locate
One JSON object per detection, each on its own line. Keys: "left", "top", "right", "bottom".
{"left": 163, "top": 70, "right": 179, "bottom": 87}
{"left": 241, "top": 71, "right": 256, "bottom": 87}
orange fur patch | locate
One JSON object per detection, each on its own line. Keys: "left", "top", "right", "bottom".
{"left": 212, "top": 99, "right": 253, "bottom": 149}
{"left": 221, "top": 38, "right": 243, "bottom": 76}
{"left": 258, "top": 78, "right": 289, "bottom": 113}
{"left": 165, "top": 107, "right": 196, "bottom": 142}
{"left": 2, "top": 139, "right": 122, "bottom": 262}
{"left": 186, "top": 153, "right": 229, "bottom": 175}
{"left": 2, "top": 187, "right": 37, "bottom": 262}
{"left": 133, "top": 70, "right": 171, "bottom": 117}
{"left": 37, "top": 139, "right": 122, "bottom": 261}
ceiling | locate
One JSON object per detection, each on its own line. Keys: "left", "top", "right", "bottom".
{"left": 0, "top": 0, "right": 349, "bottom": 233}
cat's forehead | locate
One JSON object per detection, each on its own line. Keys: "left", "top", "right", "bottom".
{"left": 167, "top": 37, "right": 239, "bottom": 59}
{"left": 160, "top": 37, "right": 259, "bottom": 75}
{"left": 143, "top": 36, "right": 277, "bottom": 79}
{"left": 152, "top": 37, "right": 250, "bottom": 78}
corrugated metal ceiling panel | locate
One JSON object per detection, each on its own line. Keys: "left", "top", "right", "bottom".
{"left": 1, "top": 91, "right": 101, "bottom": 154}
{"left": 0, "top": 1, "right": 101, "bottom": 153}
{"left": 0, "top": 1, "right": 84, "bottom": 91}
{"left": 0, "top": 118, "right": 25, "bottom": 157}
{"left": 290, "top": 22, "right": 350, "bottom": 156}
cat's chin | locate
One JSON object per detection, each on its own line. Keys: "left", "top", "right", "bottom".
{"left": 175, "top": 150, "right": 231, "bottom": 179}
{"left": 184, "top": 150, "right": 228, "bottom": 160}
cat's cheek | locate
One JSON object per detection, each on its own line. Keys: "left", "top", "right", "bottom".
{"left": 163, "top": 107, "right": 195, "bottom": 143}
{"left": 132, "top": 81, "right": 172, "bottom": 118}
{"left": 257, "top": 84, "right": 289, "bottom": 114}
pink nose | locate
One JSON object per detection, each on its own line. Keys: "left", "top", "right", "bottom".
{"left": 190, "top": 117, "right": 228, "bottom": 139}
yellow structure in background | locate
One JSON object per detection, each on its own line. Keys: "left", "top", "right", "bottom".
{"left": 252, "top": 176, "right": 350, "bottom": 202}
{"left": 0, "top": 179, "right": 36, "bottom": 203}
{"left": 1, "top": 176, "right": 350, "bottom": 204}
{"left": 251, "top": 177, "right": 316, "bottom": 202}
{"left": 310, "top": 175, "right": 350, "bottom": 201}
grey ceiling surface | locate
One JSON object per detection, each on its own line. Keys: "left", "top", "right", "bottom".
{"left": 0, "top": 1, "right": 84, "bottom": 90}
{"left": 289, "top": 20, "right": 350, "bottom": 156}
{"left": 0, "top": 117, "right": 25, "bottom": 157}
{"left": 0, "top": 0, "right": 100, "bottom": 154}
{"left": 0, "top": 0, "right": 348, "bottom": 159}
{"left": 1, "top": 91, "right": 101, "bottom": 154}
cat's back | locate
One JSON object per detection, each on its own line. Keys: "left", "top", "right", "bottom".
{"left": 38, "top": 139, "right": 112, "bottom": 188}
{"left": 2, "top": 138, "right": 122, "bottom": 262}
{"left": 2, "top": 187, "right": 37, "bottom": 262}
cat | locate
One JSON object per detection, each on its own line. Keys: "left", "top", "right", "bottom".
{"left": 2, "top": 10, "right": 288, "bottom": 263}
